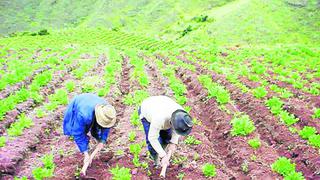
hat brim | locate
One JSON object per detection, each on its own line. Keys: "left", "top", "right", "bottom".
{"left": 174, "top": 128, "right": 192, "bottom": 136}
{"left": 95, "top": 105, "right": 116, "bottom": 128}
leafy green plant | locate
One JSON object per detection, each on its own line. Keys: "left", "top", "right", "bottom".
{"left": 0, "top": 136, "right": 6, "bottom": 147}
{"left": 265, "top": 97, "right": 284, "bottom": 115}
{"left": 8, "top": 113, "right": 34, "bottom": 137}
{"left": 129, "top": 143, "right": 142, "bottom": 167}
{"left": 313, "top": 108, "right": 320, "bottom": 119}
{"left": 172, "top": 156, "right": 187, "bottom": 165}
{"left": 128, "top": 131, "right": 136, "bottom": 142}
{"left": 248, "top": 138, "right": 261, "bottom": 149}
{"left": 124, "top": 90, "right": 149, "bottom": 106}
{"left": 279, "top": 111, "right": 299, "bottom": 126}
{"left": 308, "top": 134, "right": 320, "bottom": 148}
{"left": 299, "top": 126, "right": 316, "bottom": 140}
{"left": 14, "top": 177, "right": 28, "bottom": 180}
{"left": 36, "top": 108, "right": 47, "bottom": 118}
{"left": 202, "top": 163, "right": 216, "bottom": 177}
{"left": 130, "top": 110, "right": 140, "bottom": 126}
{"left": 271, "top": 157, "right": 296, "bottom": 176}
{"left": 230, "top": 115, "right": 255, "bottom": 136}
{"left": 253, "top": 86, "right": 267, "bottom": 99}
{"left": 109, "top": 165, "right": 131, "bottom": 180}
{"left": 65, "top": 81, "right": 75, "bottom": 92}
{"left": 32, "top": 154, "right": 55, "bottom": 180}
{"left": 184, "top": 135, "right": 202, "bottom": 145}
{"left": 284, "top": 172, "right": 305, "bottom": 180}
{"left": 177, "top": 172, "right": 185, "bottom": 180}
{"left": 198, "top": 75, "right": 230, "bottom": 104}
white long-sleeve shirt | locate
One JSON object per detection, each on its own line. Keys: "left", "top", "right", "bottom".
{"left": 140, "top": 96, "right": 184, "bottom": 158}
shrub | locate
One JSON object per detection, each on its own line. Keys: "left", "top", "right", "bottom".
{"left": 202, "top": 163, "right": 216, "bottom": 177}
{"left": 248, "top": 138, "right": 261, "bottom": 149}
{"left": 38, "top": 29, "right": 49, "bottom": 36}
{"left": 299, "top": 126, "right": 316, "bottom": 140}
{"left": 271, "top": 157, "right": 296, "bottom": 176}
{"left": 230, "top": 115, "right": 255, "bottom": 136}
{"left": 109, "top": 165, "right": 131, "bottom": 180}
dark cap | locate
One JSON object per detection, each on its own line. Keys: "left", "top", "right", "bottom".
{"left": 171, "top": 109, "right": 193, "bottom": 136}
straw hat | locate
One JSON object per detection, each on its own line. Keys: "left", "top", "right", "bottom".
{"left": 95, "top": 104, "right": 116, "bottom": 128}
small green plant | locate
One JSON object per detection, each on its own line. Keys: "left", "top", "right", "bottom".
{"left": 14, "top": 177, "right": 28, "bottom": 180}
{"left": 248, "top": 138, "right": 261, "bottom": 149}
{"left": 284, "top": 172, "right": 305, "bottom": 180}
{"left": 253, "top": 86, "right": 267, "bottom": 99}
{"left": 279, "top": 111, "right": 299, "bottom": 126}
{"left": 128, "top": 131, "right": 136, "bottom": 142}
{"left": 299, "top": 126, "right": 316, "bottom": 140}
{"left": 265, "top": 97, "right": 283, "bottom": 115}
{"left": 129, "top": 143, "right": 142, "bottom": 167}
{"left": 308, "top": 134, "right": 320, "bottom": 148}
{"left": 65, "top": 81, "right": 75, "bottom": 92}
{"left": 8, "top": 113, "right": 34, "bottom": 137}
{"left": 177, "top": 172, "right": 185, "bottom": 180}
{"left": 230, "top": 115, "right": 255, "bottom": 136}
{"left": 241, "top": 160, "right": 249, "bottom": 173}
{"left": 109, "top": 165, "right": 131, "bottom": 180}
{"left": 202, "top": 163, "right": 216, "bottom": 177}
{"left": 32, "top": 154, "right": 55, "bottom": 180}
{"left": 271, "top": 157, "right": 296, "bottom": 176}
{"left": 184, "top": 135, "right": 202, "bottom": 145}
{"left": 115, "top": 149, "right": 124, "bottom": 156}
{"left": 130, "top": 110, "right": 140, "bottom": 126}
{"left": 0, "top": 136, "right": 6, "bottom": 147}
{"left": 313, "top": 108, "right": 320, "bottom": 119}
{"left": 172, "top": 156, "right": 187, "bottom": 165}
{"left": 250, "top": 154, "right": 257, "bottom": 161}
{"left": 36, "top": 108, "right": 46, "bottom": 118}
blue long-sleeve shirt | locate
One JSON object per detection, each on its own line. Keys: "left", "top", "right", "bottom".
{"left": 63, "top": 93, "right": 110, "bottom": 153}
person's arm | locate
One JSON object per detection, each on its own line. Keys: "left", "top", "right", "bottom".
{"left": 89, "top": 128, "right": 110, "bottom": 162}
{"left": 148, "top": 125, "right": 167, "bottom": 158}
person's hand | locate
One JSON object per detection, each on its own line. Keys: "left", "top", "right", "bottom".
{"left": 167, "top": 143, "right": 177, "bottom": 152}
{"left": 161, "top": 154, "right": 170, "bottom": 167}
{"left": 81, "top": 152, "right": 91, "bottom": 175}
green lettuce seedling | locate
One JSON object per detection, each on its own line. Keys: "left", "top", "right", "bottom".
{"left": 0, "top": 136, "right": 6, "bottom": 147}
{"left": 184, "top": 135, "right": 202, "bottom": 145}
{"left": 109, "top": 165, "right": 131, "bottom": 180}
{"left": 202, "top": 163, "right": 216, "bottom": 177}
{"left": 271, "top": 157, "right": 296, "bottom": 176}
{"left": 299, "top": 126, "right": 316, "bottom": 140}
{"left": 248, "top": 138, "right": 261, "bottom": 149}
{"left": 230, "top": 115, "right": 255, "bottom": 136}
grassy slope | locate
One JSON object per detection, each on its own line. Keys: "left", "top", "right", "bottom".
{"left": 179, "top": 0, "right": 320, "bottom": 47}
{"left": 0, "top": 0, "right": 319, "bottom": 49}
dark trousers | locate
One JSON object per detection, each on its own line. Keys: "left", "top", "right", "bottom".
{"left": 138, "top": 107, "right": 172, "bottom": 157}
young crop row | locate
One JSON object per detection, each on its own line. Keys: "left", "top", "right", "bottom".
{"left": 184, "top": 51, "right": 320, "bottom": 149}
{"left": 169, "top": 53, "right": 310, "bottom": 179}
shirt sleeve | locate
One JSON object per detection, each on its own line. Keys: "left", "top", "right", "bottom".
{"left": 73, "top": 113, "right": 89, "bottom": 153}
{"left": 99, "top": 128, "right": 110, "bottom": 143}
{"left": 170, "top": 131, "right": 180, "bottom": 144}
{"left": 148, "top": 124, "right": 166, "bottom": 158}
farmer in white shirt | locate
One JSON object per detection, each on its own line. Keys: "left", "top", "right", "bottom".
{"left": 138, "top": 96, "right": 193, "bottom": 167}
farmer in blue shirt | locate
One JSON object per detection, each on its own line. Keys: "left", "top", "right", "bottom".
{"left": 63, "top": 93, "right": 116, "bottom": 175}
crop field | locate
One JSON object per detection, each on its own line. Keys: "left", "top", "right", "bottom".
{"left": 0, "top": 0, "right": 319, "bottom": 180}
